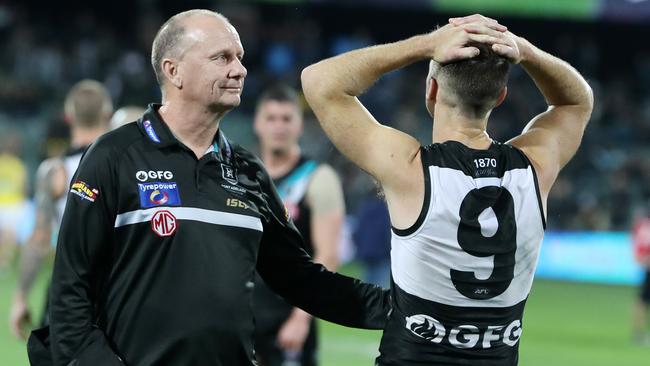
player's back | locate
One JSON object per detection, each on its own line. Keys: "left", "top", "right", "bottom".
{"left": 377, "top": 140, "right": 545, "bottom": 366}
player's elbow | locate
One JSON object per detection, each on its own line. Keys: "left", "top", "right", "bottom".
{"left": 301, "top": 64, "right": 338, "bottom": 104}
{"left": 581, "top": 81, "right": 594, "bottom": 114}
{"left": 301, "top": 65, "right": 322, "bottom": 101}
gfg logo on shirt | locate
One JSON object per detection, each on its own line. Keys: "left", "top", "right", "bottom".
{"left": 136, "top": 170, "right": 173, "bottom": 182}
{"left": 405, "top": 314, "right": 522, "bottom": 349}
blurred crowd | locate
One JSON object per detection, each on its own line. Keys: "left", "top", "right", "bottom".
{"left": 0, "top": 0, "right": 649, "bottom": 262}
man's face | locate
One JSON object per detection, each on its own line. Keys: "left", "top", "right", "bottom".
{"left": 176, "top": 16, "right": 247, "bottom": 112}
{"left": 254, "top": 101, "right": 303, "bottom": 155}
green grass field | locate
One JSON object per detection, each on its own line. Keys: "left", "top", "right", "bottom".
{"left": 1, "top": 262, "right": 649, "bottom": 365}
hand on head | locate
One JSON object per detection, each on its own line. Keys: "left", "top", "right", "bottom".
{"left": 430, "top": 14, "right": 522, "bottom": 64}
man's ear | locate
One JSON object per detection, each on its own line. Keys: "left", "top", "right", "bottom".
{"left": 162, "top": 58, "right": 182, "bottom": 89}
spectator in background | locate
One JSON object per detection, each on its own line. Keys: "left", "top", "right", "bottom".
{"left": 353, "top": 190, "right": 391, "bottom": 289}
{"left": 0, "top": 132, "right": 27, "bottom": 273}
{"left": 109, "top": 105, "right": 146, "bottom": 130}
{"left": 9, "top": 80, "right": 112, "bottom": 339}
{"left": 632, "top": 200, "right": 650, "bottom": 346}
{"left": 253, "top": 85, "right": 345, "bottom": 366}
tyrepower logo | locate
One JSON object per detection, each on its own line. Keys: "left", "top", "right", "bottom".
{"left": 405, "top": 314, "right": 522, "bottom": 349}
{"left": 151, "top": 210, "right": 177, "bottom": 237}
{"left": 136, "top": 170, "right": 173, "bottom": 182}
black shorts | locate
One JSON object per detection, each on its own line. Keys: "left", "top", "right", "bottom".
{"left": 641, "top": 270, "right": 650, "bottom": 304}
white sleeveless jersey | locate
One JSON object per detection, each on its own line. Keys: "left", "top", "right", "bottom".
{"left": 54, "top": 147, "right": 85, "bottom": 230}
{"left": 377, "top": 141, "right": 545, "bottom": 366}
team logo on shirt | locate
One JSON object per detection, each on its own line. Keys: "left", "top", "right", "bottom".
{"left": 221, "top": 163, "right": 238, "bottom": 185}
{"left": 70, "top": 181, "right": 98, "bottom": 202}
{"left": 151, "top": 209, "right": 177, "bottom": 237}
{"left": 138, "top": 182, "right": 181, "bottom": 208}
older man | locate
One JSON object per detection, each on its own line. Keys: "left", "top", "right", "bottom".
{"left": 33, "top": 10, "right": 389, "bottom": 366}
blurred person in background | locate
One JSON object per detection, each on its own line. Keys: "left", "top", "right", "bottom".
{"left": 37, "top": 10, "right": 387, "bottom": 366}
{"left": 252, "top": 84, "right": 345, "bottom": 366}
{"left": 0, "top": 132, "right": 28, "bottom": 273}
{"left": 302, "top": 13, "right": 592, "bottom": 365}
{"left": 9, "top": 79, "right": 112, "bottom": 340}
{"left": 352, "top": 190, "right": 391, "bottom": 289}
{"left": 632, "top": 200, "right": 650, "bottom": 346}
{"left": 109, "top": 105, "right": 146, "bottom": 130}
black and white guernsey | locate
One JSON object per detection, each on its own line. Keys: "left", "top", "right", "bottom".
{"left": 377, "top": 140, "right": 546, "bottom": 366}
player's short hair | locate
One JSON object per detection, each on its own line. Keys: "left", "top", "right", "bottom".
{"left": 64, "top": 79, "right": 113, "bottom": 128}
{"left": 429, "top": 43, "right": 510, "bottom": 117}
{"left": 256, "top": 84, "right": 302, "bottom": 114}
{"left": 151, "top": 9, "right": 228, "bottom": 87}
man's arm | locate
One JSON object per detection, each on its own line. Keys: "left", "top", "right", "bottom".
{"left": 300, "top": 19, "right": 507, "bottom": 188}
{"left": 48, "top": 142, "right": 122, "bottom": 366}
{"left": 10, "top": 159, "right": 65, "bottom": 339}
{"left": 276, "top": 164, "right": 345, "bottom": 352}
{"left": 253, "top": 160, "right": 389, "bottom": 330}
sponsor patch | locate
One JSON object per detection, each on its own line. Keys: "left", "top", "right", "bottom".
{"left": 151, "top": 209, "right": 177, "bottom": 237}
{"left": 138, "top": 181, "right": 181, "bottom": 208}
{"left": 143, "top": 120, "right": 160, "bottom": 143}
{"left": 70, "top": 181, "right": 98, "bottom": 202}
{"left": 136, "top": 170, "right": 173, "bottom": 182}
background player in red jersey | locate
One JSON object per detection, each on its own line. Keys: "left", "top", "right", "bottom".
{"left": 631, "top": 201, "right": 650, "bottom": 345}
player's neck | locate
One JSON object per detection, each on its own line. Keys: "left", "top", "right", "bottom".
{"left": 70, "top": 125, "right": 107, "bottom": 148}
{"left": 262, "top": 145, "right": 301, "bottom": 179}
{"left": 158, "top": 99, "right": 227, "bottom": 159}
{"left": 432, "top": 106, "right": 492, "bottom": 149}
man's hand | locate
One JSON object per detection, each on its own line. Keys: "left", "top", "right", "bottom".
{"left": 9, "top": 292, "right": 32, "bottom": 340}
{"left": 429, "top": 14, "right": 508, "bottom": 64}
{"left": 448, "top": 15, "right": 526, "bottom": 64}
{"left": 277, "top": 308, "right": 312, "bottom": 353}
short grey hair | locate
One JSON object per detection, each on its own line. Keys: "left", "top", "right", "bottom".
{"left": 150, "top": 9, "right": 228, "bottom": 87}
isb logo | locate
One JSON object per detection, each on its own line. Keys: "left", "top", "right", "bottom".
{"left": 136, "top": 170, "right": 173, "bottom": 182}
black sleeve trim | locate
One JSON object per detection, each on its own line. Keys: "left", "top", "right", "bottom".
{"left": 392, "top": 146, "right": 432, "bottom": 237}
{"left": 509, "top": 145, "right": 547, "bottom": 230}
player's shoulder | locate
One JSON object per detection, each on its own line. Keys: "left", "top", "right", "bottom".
{"left": 86, "top": 122, "right": 143, "bottom": 160}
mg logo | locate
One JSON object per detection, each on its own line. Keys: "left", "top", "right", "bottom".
{"left": 151, "top": 210, "right": 177, "bottom": 237}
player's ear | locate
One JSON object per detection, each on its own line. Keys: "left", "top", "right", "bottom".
{"left": 426, "top": 77, "right": 439, "bottom": 103}
{"left": 495, "top": 86, "right": 507, "bottom": 108}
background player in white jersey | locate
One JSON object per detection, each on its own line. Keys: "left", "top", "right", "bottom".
{"left": 110, "top": 105, "right": 146, "bottom": 131}
{"left": 253, "top": 85, "right": 345, "bottom": 366}
{"left": 302, "top": 14, "right": 592, "bottom": 365}
{"left": 9, "top": 80, "right": 112, "bottom": 339}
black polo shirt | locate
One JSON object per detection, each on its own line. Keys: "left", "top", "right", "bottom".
{"left": 48, "top": 104, "right": 389, "bottom": 366}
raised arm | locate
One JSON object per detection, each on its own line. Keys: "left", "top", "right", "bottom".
{"left": 300, "top": 20, "right": 508, "bottom": 188}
